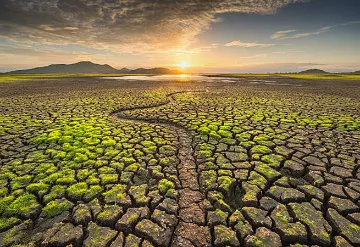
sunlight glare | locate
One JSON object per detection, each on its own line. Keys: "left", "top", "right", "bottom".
{"left": 178, "top": 61, "right": 189, "bottom": 68}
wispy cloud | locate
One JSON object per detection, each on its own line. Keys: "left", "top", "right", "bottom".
{"left": 272, "top": 50, "right": 304, "bottom": 54}
{"left": 225, "top": 41, "right": 274, "bottom": 48}
{"left": 270, "top": 30, "right": 297, "bottom": 39}
{"left": 271, "top": 21, "right": 360, "bottom": 40}
{"left": 238, "top": 54, "right": 268, "bottom": 59}
{"left": 0, "top": 44, "right": 95, "bottom": 58}
{"left": 237, "top": 50, "right": 304, "bottom": 60}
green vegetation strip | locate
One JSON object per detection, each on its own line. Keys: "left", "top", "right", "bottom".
{"left": 206, "top": 73, "right": 360, "bottom": 80}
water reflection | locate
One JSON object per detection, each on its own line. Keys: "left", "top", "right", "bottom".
{"left": 102, "top": 75, "right": 302, "bottom": 87}
{"left": 102, "top": 74, "right": 234, "bottom": 82}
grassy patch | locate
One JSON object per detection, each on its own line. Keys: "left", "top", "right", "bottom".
{"left": 206, "top": 73, "right": 360, "bottom": 80}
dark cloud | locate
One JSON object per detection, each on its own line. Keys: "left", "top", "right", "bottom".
{"left": 0, "top": 0, "right": 309, "bottom": 52}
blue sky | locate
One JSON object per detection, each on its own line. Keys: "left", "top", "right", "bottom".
{"left": 0, "top": 0, "right": 359, "bottom": 73}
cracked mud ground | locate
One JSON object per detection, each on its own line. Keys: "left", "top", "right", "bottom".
{"left": 0, "top": 77, "right": 360, "bottom": 247}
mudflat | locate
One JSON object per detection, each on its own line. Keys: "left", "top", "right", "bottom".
{"left": 1, "top": 76, "right": 359, "bottom": 246}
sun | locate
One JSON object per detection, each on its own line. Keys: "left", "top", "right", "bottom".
{"left": 178, "top": 61, "right": 189, "bottom": 69}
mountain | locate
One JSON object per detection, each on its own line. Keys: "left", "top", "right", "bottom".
{"left": 118, "top": 68, "right": 132, "bottom": 73}
{"left": 9, "top": 61, "right": 119, "bottom": 74}
{"left": 6, "top": 61, "right": 180, "bottom": 74}
{"left": 298, "top": 69, "right": 328, "bottom": 74}
{"left": 131, "top": 67, "right": 180, "bottom": 74}
{"left": 351, "top": 70, "right": 360, "bottom": 74}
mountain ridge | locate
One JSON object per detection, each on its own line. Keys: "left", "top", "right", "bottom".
{"left": 6, "top": 61, "right": 181, "bottom": 74}
{"left": 298, "top": 69, "right": 328, "bottom": 74}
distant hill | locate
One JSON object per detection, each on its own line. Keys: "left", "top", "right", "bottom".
{"left": 131, "top": 67, "right": 180, "bottom": 74}
{"left": 351, "top": 70, "right": 360, "bottom": 74}
{"left": 8, "top": 61, "right": 119, "bottom": 74}
{"left": 6, "top": 61, "right": 180, "bottom": 74}
{"left": 298, "top": 69, "right": 328, "bottom": 74}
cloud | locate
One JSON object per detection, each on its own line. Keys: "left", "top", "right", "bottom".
{"left": 225, "top": 41, "right": 274, "bottom": 48}
{"left": 39, "top": 25, "right": 79, "bottom": 31}
{"left": 270, "top": 30, "right": 297, "bottom": 39}
{"left": 272, "top": 50, "right": 304, "bottom": 54}
{"left": 0, "top": 44, "right": 94, "bottom": 58}
{"left": 236, "top": 53, "right": 268, "bottom": 65}
{"left": 237, "top": 50, "right": 304, "bottom": 62}
{"left": 271, "top": 21, "right": 360, "bottom": 40}
{"left": 0, "top": 0, "right": 309, "bottom": 53}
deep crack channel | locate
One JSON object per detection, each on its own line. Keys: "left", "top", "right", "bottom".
{"left": 110, "top": 90, "right": 211, "bottom": 246}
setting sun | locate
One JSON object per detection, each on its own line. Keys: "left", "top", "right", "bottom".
{"left": 178, "top": 61, "right": 189, "bottom": 69}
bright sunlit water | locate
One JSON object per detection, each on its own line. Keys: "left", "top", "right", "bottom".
{"left": 102, "top": 74, "right": 237, "bottom": 82}
{"left": 102, "top": 74, "right": 302, "bottom": 86}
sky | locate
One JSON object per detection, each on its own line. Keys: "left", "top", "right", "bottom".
{"left": 0, "top": 0, "right": 360, "bottom": 73}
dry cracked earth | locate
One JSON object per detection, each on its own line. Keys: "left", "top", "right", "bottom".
{"left": 0, "top": 76, "right": 360, "bottom": 247}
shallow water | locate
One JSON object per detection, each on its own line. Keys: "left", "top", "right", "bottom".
{"left": 102, "top": 74, "right": 237, "bottom": 82}
{"left": 103, "top": 74, "right": 302, "bottom": 86}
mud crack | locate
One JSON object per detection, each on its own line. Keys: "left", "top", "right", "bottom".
{"left": 110, "top": 90, "right": 210, "bottom": 246}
